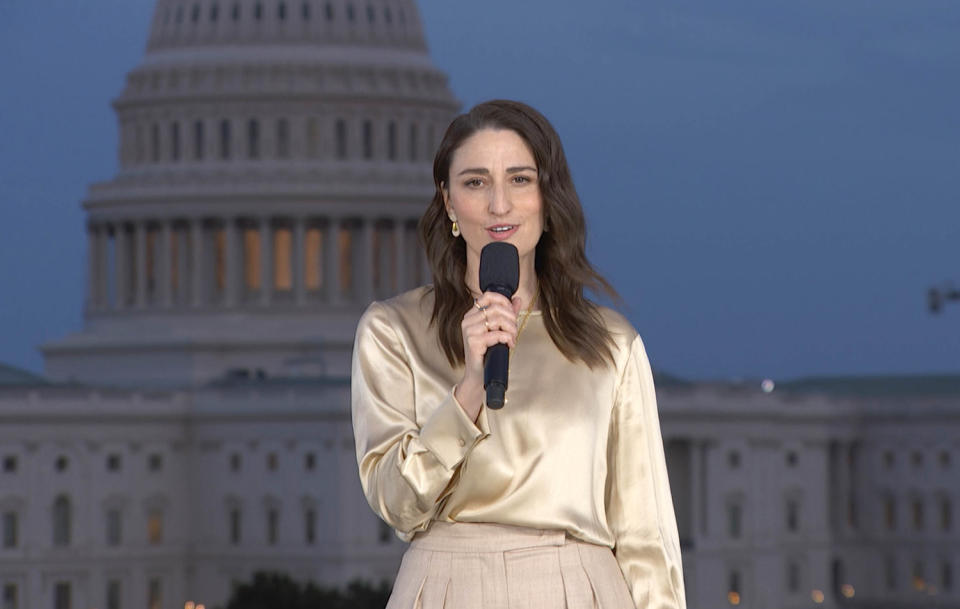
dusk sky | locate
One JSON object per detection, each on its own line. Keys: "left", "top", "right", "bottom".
{"left": 1, "top": 0, "right": 958, "bottom": 381}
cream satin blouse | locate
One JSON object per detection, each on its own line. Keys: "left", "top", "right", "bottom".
{"left": 351, "top": 286, "right": 686, "bottom": 609}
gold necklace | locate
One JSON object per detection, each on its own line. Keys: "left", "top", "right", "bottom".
{"left": 510, "top": 288, "right": 538, "bottom": 356}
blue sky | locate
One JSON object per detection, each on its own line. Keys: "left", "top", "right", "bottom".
{"left": 1, "top": 0, "right": 958, "bottom": 380}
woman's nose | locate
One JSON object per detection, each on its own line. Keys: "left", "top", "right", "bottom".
{"left": 488, "top": 181, "right": 511, "bottom": 215}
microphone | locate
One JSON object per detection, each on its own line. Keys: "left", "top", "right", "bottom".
{"left": 478, "top": 242, "right": 519, "bottom": 409}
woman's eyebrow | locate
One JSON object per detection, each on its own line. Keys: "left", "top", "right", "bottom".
{"left": 456, "top": 166, "right": 537, "bottom": 176}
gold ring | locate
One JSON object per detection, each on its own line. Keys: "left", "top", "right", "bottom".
{"left": 484, "top": 319, "right": 491, "bottom": 331}
{"left": 474, "top": 300, "right": 487, "bottom": 312}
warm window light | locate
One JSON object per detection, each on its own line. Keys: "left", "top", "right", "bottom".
{"left": 185, "top": 603, "right": 195, "bottom": 609}
{"left": 913, "top": 577, "right": 926, "bottom": 591}
{"left": 811, "top": 589, "right": 824, "bottom": 603}
{"left": 727, "top": 592, "right": 740, "bottom": 605}
{"left": 196, "top": 605, "right": 206, "bottom": 609}
{"left": 841, "top": 584, "right": 855, "bottom": 598}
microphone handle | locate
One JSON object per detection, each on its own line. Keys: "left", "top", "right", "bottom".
{"left": 482, "top": 283, "right": 514, "bottom": 409}
{"left": 484, "top": 344, "right": 509, "bottom": 409}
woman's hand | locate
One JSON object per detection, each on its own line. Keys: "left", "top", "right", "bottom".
{"left": 454, "top": 292, "right": 524, "bottom": 421}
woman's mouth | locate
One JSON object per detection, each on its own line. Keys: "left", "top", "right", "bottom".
{"left": 487, "top": 225, "right": 518, "bottom": 240}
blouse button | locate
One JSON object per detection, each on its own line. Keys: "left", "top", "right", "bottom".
{"left": 458, "top": 438, "right": 466, "bottom": 447}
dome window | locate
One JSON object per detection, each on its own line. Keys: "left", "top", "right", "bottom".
{"left": 387, "top": 121, "right": 397, "bottom": 160}
{"left": 324, "top": 2, "right": 333, "bottom": 21}
{"left": 170, "top": 122, "right": 181, "bottom": 162}
{"left": 232, "top": 2, "right": 241, "bottom": 20}
{"left": 247, "top": 119, "right": 260, "bottom": 159}
{"left": 151, "top": 123, "right": 161, "bottom": 162}
{"left": 362, "top": 120, "right": 373, "bottom": 159}
{"left": 301, "top": 2, "right": 310, "bottom": 20}
{"left": 220, "top": 120, "right": 231, "bottom": 160}
{"left": 276, "top": 119, "right": 290, "bottom": 159}
{"left": 175, "top": 5, "right": 184, "bottom": 23}
{"left": 346, "top": 3, "right": 355, "bottom": 22}
{"left": 194, "top": 121, "right": 205, "bottom": 160}
{"left": 254, "top": 2, "right": 263, "bottom": 20}
{"left": 210, "top": 3, "right": 219, "bottom": 21}
{"left": 278, "top": 2, "right": 287, "bottom": 20}
{"left": 366, "top": 4, "right": 374, "bottom": 23}
{"left": 335, "top": 120, "right": 347, "bottom": 159}
{"left": 384, "top": 7, "right": 391, "bottom": 24}
{"left": 191, "top": 3, "right": 200, "bottom": 22}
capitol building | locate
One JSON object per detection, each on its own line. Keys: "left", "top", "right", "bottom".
{"left": 1, "top": 1, "right": 958, "bottom": 608}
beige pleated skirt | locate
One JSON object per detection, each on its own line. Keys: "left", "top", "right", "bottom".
{"left": 386, "top": 522, "right": 635, "bottom": 609}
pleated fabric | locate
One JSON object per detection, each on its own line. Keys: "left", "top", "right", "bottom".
{"left": 386, "top": 522, "right": 635, "bottom": 609}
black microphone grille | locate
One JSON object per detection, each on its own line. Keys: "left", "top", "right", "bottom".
{"left": 479, "top": 242, "right": 519, "bottom": 295}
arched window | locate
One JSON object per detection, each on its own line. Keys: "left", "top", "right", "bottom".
{"left": 362, "top": 120, "right": 373, "bottom": 159}
{"left": 941, "top": 496, "right": 952, "bottom": 532}
{"left": 387, "top": 121, "right": 397, "bottom": 160}
{"left": 276, "top": 118, "right": 290, "bottom": 159}
{"left": 913, "top": 497, "right": 924, "bottom": 531}
{"left": 384, "top": 6, "right": 391, "bottom": 24}
{"left": 727, "top": 497, "right": 743, "bottom": 539}
{"left": 254, "top": 2, "right": 263, "bottom": 20}
{"left": 2, "top": 510, "right": 18, "bottom": 548}
{"left": 786, "top": 497, "right": 800, "bottom": 532}
{"left": 727, "top": 569, "right": 741, "bottom": 605}
{"left": 147, "top": 508, "right": 163, "bottom": 544}
{"left": 247, "top": 119, "right": 259, "bottom": 159}
{"left": 53, "top": 495, "right": 71, "bottom": 546}
{"left": 229, "top": 506, "right": 241, "bottom": 544}
{"left": 219, "top": 119, "right": 231, "bottom": 160}
{"left": 325, "top": 2, "right": 333, "bottom": 21}
{"left": 210, "top": 3, "right": 219, "bottom": 21}
{"left": 106, "top": 507, "right": 122, "bottom": 546}
{"left": 304, "top": 506, "right": 316, "bottom": 544}
{"left": 232, "top": 2, "right": 241, "bottom": 20}
{"left": 278, "top": 2, "right": 287, "bottom": 20}
{"left": 787, "top": 560, "right": 801, "bottom": 594}
{"left": 267, "top": 507, "right": 279, "bottom": 545}
{"left": 884, "top": 493, "right": 897, "bottom": 531}
{"left": 194, "top": 120, "right": 204, "bottom": 160}
{"left": 301, "top": 2, "right": 310, "bottom": 20}
{"left": 366, "top": 4, "right": 374, "bottom": 23}
{"left": 335, "top": 120, "right": 347, "bottom": 159}
{"left": 346, "top": 3, "right": 355, "bottom": 22}
{"left": 191, "top": 3, "right": 200, "bottom": 22}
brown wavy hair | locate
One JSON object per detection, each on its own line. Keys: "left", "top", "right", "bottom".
{"left": 419, "top": 99, "right": 618, "bottom": 369}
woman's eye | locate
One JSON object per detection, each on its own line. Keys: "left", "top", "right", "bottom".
{"left": 512, "top": 175, "right": 532, "bottom": 184}
{"left": 465, "top": 178, "right": 483, "bottom": 187}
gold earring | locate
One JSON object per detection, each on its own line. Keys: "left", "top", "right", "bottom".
{"left": 451, "top": 220, "right": 460, "bottom": 237}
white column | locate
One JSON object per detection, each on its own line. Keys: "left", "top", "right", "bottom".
{"left": 190, "top": 218, "right": 204, "bottom": 307}
{"left": 114, "top": 222, "right": 128, "bottom": 309}
{"left": 394, "top": 219, "right": 407, "bottom": 293}
{"left": 97, "top": 226, "right": 108, "bottom": 308}
{"left": 135, "top": 220, "right": 147, "bottom": 308}
{"left": 86, "top": 223, "right": 98, "bottom": 310}
{"left": 224, "top": 217, "right": 238, "bottom": 307}
{"left": 160, "top": 220, "right": 173, "bottom": 307}
{"left": 359, "top": 219, "right": 375, "bottom": 303}
{"left": 690, "top": 438, "right": 702, "bottom": 545}
{"left": 293, "top": 217, "right": 306, "bottom": 305}
{"left": 259, "top": 218, "right": 273, "bottom": 306}
{"left": 324, "top": 218, "right": 340, "bottom": 304}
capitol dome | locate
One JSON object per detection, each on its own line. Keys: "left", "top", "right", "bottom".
{"left": 42, "top": 0, "right": 459, "bottom": 388}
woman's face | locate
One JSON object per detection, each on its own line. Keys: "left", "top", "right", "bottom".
{"left": 442, "top": 128, "right": 544, "bottom": 281}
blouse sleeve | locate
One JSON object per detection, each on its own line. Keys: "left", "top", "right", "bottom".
{"left": 607, "top": 335, "right": 686, "bottom": 609}
{"left": 351, "top": 301, "right": 490, "bottom": 537}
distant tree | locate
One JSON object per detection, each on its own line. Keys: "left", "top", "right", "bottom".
{"left": 220, "top": 571, "right": 392, "bottom": 609}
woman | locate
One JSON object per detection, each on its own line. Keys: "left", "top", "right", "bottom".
{"left": 352, "top": 100, "right": 685, "bottom": 609}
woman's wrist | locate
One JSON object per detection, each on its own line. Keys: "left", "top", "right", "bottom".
{"left": 454, "top": 377, "right": 484, "bottom": 422}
